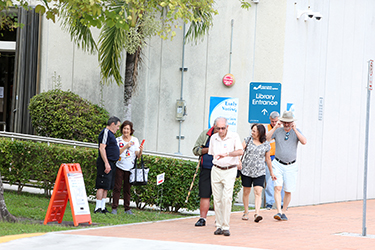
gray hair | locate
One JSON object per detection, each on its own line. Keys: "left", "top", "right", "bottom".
{"left": 107, "top": 116, "right": 121, "bottom": 126}
{"left": 214, "top": 117, "right": 228, "bottom": 126}
{"left": 270, "top": 111, "right": 279, "bottom": 119}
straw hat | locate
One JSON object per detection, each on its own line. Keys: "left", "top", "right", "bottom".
{"left": 279, "top": 111, "right": 296, "bottom": 122}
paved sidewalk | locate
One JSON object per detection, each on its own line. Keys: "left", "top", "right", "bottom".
{"left": 1, "top": 200, "right": 375, "bottom": 250}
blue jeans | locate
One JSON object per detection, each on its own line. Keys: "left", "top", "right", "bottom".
{"left": 265, "top": 156, "right": 284, "bottom": 206}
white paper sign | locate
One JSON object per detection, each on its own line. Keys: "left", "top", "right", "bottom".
{"left": 67, "top": 173, "right": 90, "bottom": 215}
{"left": 0, "top": 87, "right": 4, "bottom": 98}
{"left": 157, "top": 173, "right": 165, "bottom": 185}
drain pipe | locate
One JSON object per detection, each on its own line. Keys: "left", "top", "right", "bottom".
{"left": 176, "top": 23, "right": 187, "bottom": 154}
{"left": 180, "top": 23, "right": 186, "bottom": 100}
{"left": 229, "top": 19, "right": 234, "bottom": 73}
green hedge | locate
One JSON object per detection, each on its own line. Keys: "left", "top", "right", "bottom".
{"left": 0, "top": 138, "right": 97, "bottom": 195}
{"left": 0, "top": 138, "right": 242, "bottom": 212}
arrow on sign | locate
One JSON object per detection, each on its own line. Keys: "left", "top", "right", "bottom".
{"left": 261, "top": 109, "right": 268, "bottom": 115}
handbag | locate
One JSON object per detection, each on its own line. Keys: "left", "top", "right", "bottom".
{"left": 237, "top": 136, "right": 252, "bottom": 178}
{"left": 129, "top": 156, "right": 149, "bottom": 186}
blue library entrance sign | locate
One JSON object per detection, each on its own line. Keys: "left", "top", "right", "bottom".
{"left": 248, "top": 82, "right": 281, "bottom": 124}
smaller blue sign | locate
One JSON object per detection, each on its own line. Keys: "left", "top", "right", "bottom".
{"left": 248, "top": 82, "right": 281, "bottom": 124}
{"left": 209, "top": 96, "right": 239, "bottom": 132}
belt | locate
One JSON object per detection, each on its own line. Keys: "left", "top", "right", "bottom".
{"left": 275, "top": 157, "right": 296, "bottom": 165}
{"left": 214, "top": 164, "right": 237, "bottom": 170}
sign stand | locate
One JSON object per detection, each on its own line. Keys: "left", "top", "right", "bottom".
{"left": 157, "top": 173, "right": 165, "bottom": 214}
{"left": 157, "top": 187, "right": 163, "bottom": 215}
{"left": 44, "top": 163, "right": 92, "bottom": 227}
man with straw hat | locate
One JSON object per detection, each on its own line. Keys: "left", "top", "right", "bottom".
{"left": 266, "top": 111, "right": 307, "bottom": 221}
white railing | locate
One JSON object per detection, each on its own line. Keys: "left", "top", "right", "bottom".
{"left": 0, "top": 131, "right": 198, "bottom": 161}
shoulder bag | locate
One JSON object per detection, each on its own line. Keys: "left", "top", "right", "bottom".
{"left": 237, "top": 137, "right": 251, "bottom": 178}
{"left": 129, "top": 156, "right": 149, "bottom": 186}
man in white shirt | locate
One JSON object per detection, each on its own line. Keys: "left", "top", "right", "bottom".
{"left": 208, "top": 117, "right": 243, "bottom": 237}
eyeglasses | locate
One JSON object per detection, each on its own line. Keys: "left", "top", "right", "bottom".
{"left": 216, "top": 127, "right": 226, "bottom": 130}
{"left": 285, "top": 132, "right": 290, "bottom": 141}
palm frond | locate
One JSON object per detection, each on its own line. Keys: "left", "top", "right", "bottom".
{"left": 59, "top": 5, "right": 97, "bottom": 54}
{"left": 185, "top": 9, "right": 213, "bottom": 44}
{"left": 99, "top": 23, "right": 126, "bottom": 86}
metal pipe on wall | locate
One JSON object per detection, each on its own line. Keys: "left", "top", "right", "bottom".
{"left": 180, "top": 23, "right": 186, "bottom": 101}
{"left": 177, "top": 23, "right": 187, "bottom": 155}
{"left": 229, "top": 19, "right": 234, "bottom": 73}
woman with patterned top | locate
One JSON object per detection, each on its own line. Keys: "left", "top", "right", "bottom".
{"left": 111, "top": 120, "right": 143, "bottom": 215}
{"left": 239, "top": 124, "right": 276, "bottom": 222}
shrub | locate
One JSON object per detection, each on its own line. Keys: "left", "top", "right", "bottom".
{"left": 0, "top": 138, "right": 242, "bottom": 212}
{"left": 28, "top": 89, "right": 109, "bottom": 143}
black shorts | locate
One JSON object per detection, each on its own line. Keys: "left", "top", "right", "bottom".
{"left": 198, "top": 168, "right": 212, "bottom": 198}
{"left": 241, "top": 174, "right": 265, "bottom": 188}
{"left": 95, "top": 157, "right": 117, "bottom": 190}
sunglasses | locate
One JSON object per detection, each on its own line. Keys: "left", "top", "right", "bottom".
{"left": 285, "top": 132, "right": 290, "bottom": 141}
{"left": 216, "top": 127, "right": 226, "bottom": 130}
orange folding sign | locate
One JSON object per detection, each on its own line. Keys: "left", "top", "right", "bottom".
{"left": 44, "top": 163, "right": 92, "bottom": 227}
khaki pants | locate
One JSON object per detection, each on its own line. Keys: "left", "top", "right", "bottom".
{"left": 211, "top": 166, "right": 237, "bottom": 230}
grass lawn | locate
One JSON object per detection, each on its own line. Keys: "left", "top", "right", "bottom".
{"left": 1, "top": 190, "right": 195, "bottom": 237}
{"left": 1, "top": 190, "right": 247, "bottom": 237}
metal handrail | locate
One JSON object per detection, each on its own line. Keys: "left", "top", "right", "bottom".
{"left": 0, "top": 131, "right": 198, "bottom": 161}
{"left": 144, "top": 150, "right": 197, "bottom": 161}
{"left": 0, "top": 131, "right": 97, "bottom": 148}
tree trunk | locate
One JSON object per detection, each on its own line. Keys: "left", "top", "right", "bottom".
{"left": 0, "top": 173, "right": 17, "bottom": 222}
{"left": 124, "top": 48, "right": 141, "bottom": 121}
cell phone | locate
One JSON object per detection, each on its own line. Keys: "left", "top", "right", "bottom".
{"left": 140, "top": 139, "right": 145, "bottom": 146}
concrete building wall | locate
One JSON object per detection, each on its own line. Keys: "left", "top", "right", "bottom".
{"left": 281, "top": 0, "right": 375, "bottom": 206}
{"left": 131, "top": 0, "right": 289, "bottom": 204}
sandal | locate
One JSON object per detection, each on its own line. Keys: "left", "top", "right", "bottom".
{"left": 242, "top": 212, "right": 249, "bottom": 220}
{"left": 254, "top": 214, "right": 263, "bottom": 223}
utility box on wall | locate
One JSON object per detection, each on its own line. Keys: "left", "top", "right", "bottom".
{"left": 176, "top": 100, "right": 187, "bottom": 121}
